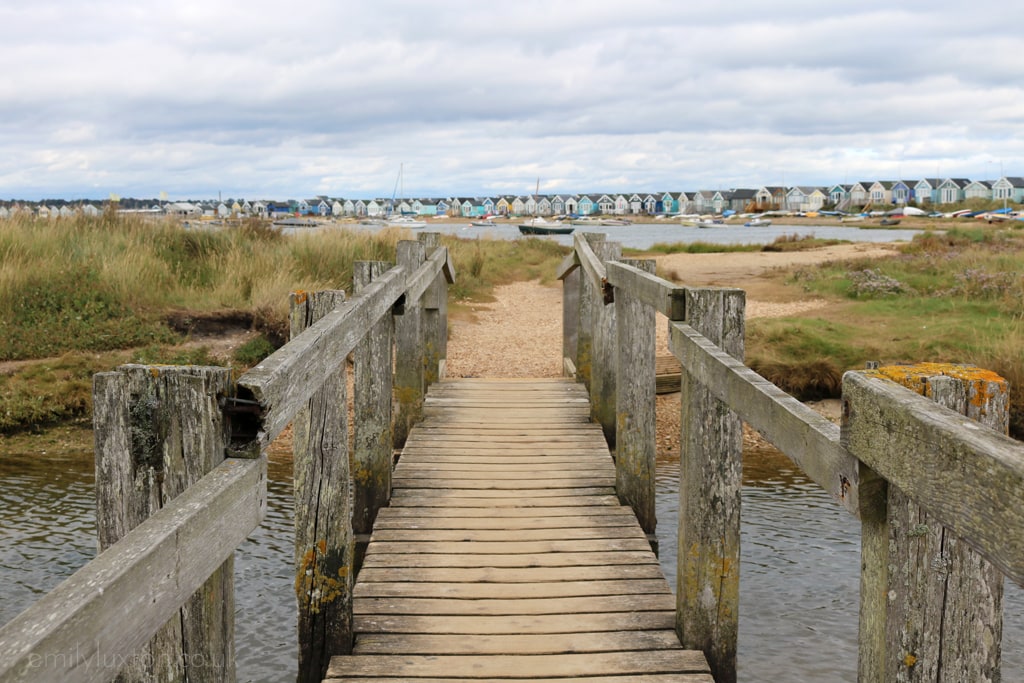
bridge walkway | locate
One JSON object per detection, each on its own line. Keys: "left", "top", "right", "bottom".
{"left": 324, "top": 377, "right": 711, "bottom": 681}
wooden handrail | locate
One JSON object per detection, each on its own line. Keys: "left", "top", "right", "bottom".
{"left": 844, "top": 371, "right": 1024, "bottom": 584}
{"left": 669, "top": 320, "right": 858, "bottom": 515}
{"left": 563, "top": 232, "right": 1024, "bottom": 683}
{"left": 0, "top": 458, "right": 265, "bottom": 683}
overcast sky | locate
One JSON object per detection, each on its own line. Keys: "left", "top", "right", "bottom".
{"left": 2, "top": 1, "right": 1022, "bottom": 201}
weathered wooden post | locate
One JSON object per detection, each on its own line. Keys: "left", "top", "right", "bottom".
{"left": 675, "top": 287, "right": 745, "bottom": 683}
{"left": 93, "top": 364, "right": 235, "bottom": 682}
{"left": 559, "top": 250, "right": 581, "bottom": 377}
{"left": 394, "top": 239, "right": 426, "bottom": 448}
{"left": 589, "top": 239, "right": 621, "bottom": 445}
{"left": 575, "top": 233, "right": 605, "bottom": 390}
{"left": 352, "top": 262, "right": 395, "bottom": 562}
{"left": 418, "top": 232, "right": 447, "bottom": 386}
{"left": 614, "top": 258, "right": 657, "bottom": 539}
{"left": 846, "top": 363, "right": 1009, "bottom": 683}
{"left": 290, "top": 290, "right": 354, "bottom": 683}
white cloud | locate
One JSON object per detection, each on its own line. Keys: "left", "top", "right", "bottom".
{"left": 0, "top": 0, "right": 1021, "bottom": 200}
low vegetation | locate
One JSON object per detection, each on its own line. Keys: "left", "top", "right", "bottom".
{"left": 747, "top": 226, "right": 1024, "bottom": 437}
{"left": 3, "top": 214, "right": 1022, "bottom": 440}
{"left": 645, "top": 233, "right": 845, "bottom": 256}
{"left": 0, "top": 214, "right": 567, "bottom": 434}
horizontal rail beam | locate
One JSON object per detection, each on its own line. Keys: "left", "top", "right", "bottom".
{"left": 234, "top": 266, "right": 407, "bottom": 454}
{"left": 405, "top": 248, "right": 450, "bottom": 305}
{"left": 556, "top": 252, "right": 579, "bottom": 280}
{"left": 843, "top": 371, "right": 1024, "bottom": 586}
{"left": 669, "top": 320, "right": 859, "bottom": 516}
{"left": 0, "top": 458, "right": 266, "bottom": 683}
{"left": 606, "top": 261, "right": 686, "bottom": 320}
{"left": 573, "top": 232, "right": 608, "bottom": 295}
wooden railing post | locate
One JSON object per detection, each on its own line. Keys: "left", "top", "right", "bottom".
{"left": 353, "top": 262, "right": 395, "bottom": 559}
{"left": 93, "top": 364, "right": 235, "bottom": 682}
{"left": 575, "top": 233, "right": 605, "bottom": 390}
{"left": 589, "top": 239, "right": 621, "bottom": 446}
{"left": 846, "top": 363, "right": 1009, "bottom": 683}
{"left": 675, "top": 287, "right": 745, "bottom": 683}
{"left": 561, "top": 260, "right": 580, "bottom": 377}
{"left": 290, "top": 290, "right": 354, "bottom": 683}
{"left": 394, "top": 240, "right": 427, "bottom": 448}
{"left": 614, "top": 258, "right": 657, "bottom": 539}
{"left": 418, "top": 232, "right": 448, "bottom": 385}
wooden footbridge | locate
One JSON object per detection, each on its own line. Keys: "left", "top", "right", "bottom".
{"left": 1, "top": 232, "right": 1022, "bottom": 683}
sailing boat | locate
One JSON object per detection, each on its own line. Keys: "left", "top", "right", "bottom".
{"left": 387, "top": 163, "right": 426, "bottom": 228}
{"left": 519, "top": 178, "right": 573, "bottom": 235}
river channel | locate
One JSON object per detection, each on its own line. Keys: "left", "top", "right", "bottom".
{"left": 2, "top": 221, "right": 1020, "bottom": 681}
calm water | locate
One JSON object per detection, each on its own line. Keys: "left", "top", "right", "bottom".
{"left": 288, "top": 219, "right": 926, "bottom": 249}
{"left": 3, "top": 443, "right": 1020, "bottom": 682}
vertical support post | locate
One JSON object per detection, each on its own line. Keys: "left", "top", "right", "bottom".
{"left": 418, "top": 232, "right": 447, "bottom": 385}
{"left": 614, "top": 258, "right": 657, "bottom": 538}
{"left": 575, "top": 233, "right": 605, "bottom": 391}
{"left": 93, "top": 364, "right": 235, "bottom": 683}
{"left": 848, "top": 364, "right": 1008, "bottom": 683}
{"left": 589, "top": 239, "right": 621, "bottom": 446}
{"left": 562, "top": 265, "right": 580, "bottom": 377}
{"left": 675, "top": 287, "right": 745, "bottom": 683}
{"left": 291, "top": 290, "right": 354, "bottom": 683}
{"left": 353, "top": 262, "right": 395, "bottom": 564}
{"left": 394, "top": 239, "right": 426, "bottom": 448}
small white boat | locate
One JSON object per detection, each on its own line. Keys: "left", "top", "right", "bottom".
{"left": 387, "top": 216, "right": 427, "bottom": 228}
{"left": 744, "top": 217, "right": 772, "bottom": 227}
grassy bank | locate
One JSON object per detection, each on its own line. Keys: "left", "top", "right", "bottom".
{"left": 746, "top": 226, "right": 1024, "bottom": 437}
{"left": 0, "top": 214, "right": 567, "bottom": 433}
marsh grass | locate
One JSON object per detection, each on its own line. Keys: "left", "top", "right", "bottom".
{"left": 0, "top": 214, "right": 567, "bottom": 432}
{"left": 752, "top": 227, "right": 1024, "bottom": 437}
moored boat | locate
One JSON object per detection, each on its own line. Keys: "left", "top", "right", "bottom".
{"left": 519, "top": 222, "right": 574, "bottom": 235}
{"left": 744, "top": 217, "right": 772, "bottom": 227}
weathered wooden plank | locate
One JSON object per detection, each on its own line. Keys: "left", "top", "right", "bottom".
{"left": 326, "top": 676, "right": 713, "bottom": 683}
{"left": 352, "top": 261, "right": 395, "bottom": 537}
{"left": 417, "top": 234, "right": 448, "bottom": 388}
{"left": 615, "top": 258, "right": 657, "bottom": 535}
{"left": 606, "top": 260, "right": 686, "bottom": 320}
{"left": 388, "top": 494, "right": 621, "bottom": 508}
{"left": 390, "top": 477, "right": 616, "bottom": 490}
{"left": 363, "top": 537, "right": 653, "bottom": 555}
{"left": 390, "top": 487, "right": 616, "bottom": 499}
{"left": 842, "top": 371, "right": 1024, "bottom": 585}
{"left": 670, "top": 320, "right": 858, "bottom": 515}
{"left": 375, "top": 505, "right": 635, "bottom": 519}
{"left": 326, "top": 651, "right": 709, "bottom": 679}
{"left": 369, "top": 527, "right": 646, "bottom": 543}
{"left": 360, "top": 551, "right": 658, "bottom": 569}
{"left": 355, "top": 564, "right": 668, "bottom": 584}
{"left": 574, "top": 234, "right": 605, "bottom": 390}
{"left": 353, "top": 629, "right": 683, "bottom": 656}
{"left": 675, "top": 287, "right": 744, "bottom": 683}
{"left": 353, "top": 610, "right": 677, "bottom": 635}
{"left": 372, "top": 514, "right": 636, "bottom": 530}
{"left": 355, "top": 579, "right": 670, "bottom": 600}
{"left": 563, "top": 263, "right": 581, "bottom": 377}
{"left": 234, "top": 266, "right": 406, "bottom": 454}
{"left": 291, "top": 290, "right": 354, "bottom": 682}
{"left": 0, "top": 458, "right": 264, "bottom": 683}
{"left": 354, "top": 593, "right": 674, "bottom": 617}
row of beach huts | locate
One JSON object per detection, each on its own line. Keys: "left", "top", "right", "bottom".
{"left": 3, "top": 176, "right": 1022, "bottom": 221}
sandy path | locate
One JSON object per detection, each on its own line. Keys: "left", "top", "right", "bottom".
{"left": 445, "top": 242, "right": 897, "bottom": 454}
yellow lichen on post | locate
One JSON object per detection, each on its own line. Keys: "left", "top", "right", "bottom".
{"left": 866, "top": 362, "right": 1008, "bottom": 421}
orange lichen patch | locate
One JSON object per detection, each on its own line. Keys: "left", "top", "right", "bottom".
{"left": 292, "top": 290, "right": 308, "bottom": 304}
{"left": 865, "top": 363, "right": 1008, "bottom": 415}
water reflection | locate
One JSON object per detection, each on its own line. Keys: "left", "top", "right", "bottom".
{"left": 2, "top": 442, "right": 1020, "bottom": 682}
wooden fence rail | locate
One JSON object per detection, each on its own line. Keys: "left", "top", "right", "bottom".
{"left": 561, "top": 233, "right": 1024, "bottom": 683}
{"left": 0, "top": 233, "right": 453, "bottom": 683}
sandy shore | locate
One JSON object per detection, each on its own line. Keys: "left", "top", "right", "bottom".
{"left": 445, "top": 242, "right": 900, "bottom": 455}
